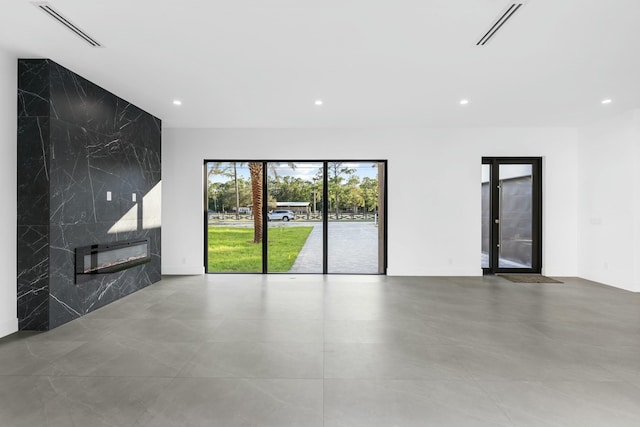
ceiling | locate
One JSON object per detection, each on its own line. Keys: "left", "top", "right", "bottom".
{"left": 1, "top": 0, "right": 639, "bottom": 128}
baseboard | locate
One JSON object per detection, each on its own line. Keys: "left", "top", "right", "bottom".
{"left": 386, "top": 269, "right": 481, "bottom": 277}
{"left": 162, "top": 265, "right": 205, "bottom": 275}
{"left": 0, "top": 318, "right": 19, "bottom": 338}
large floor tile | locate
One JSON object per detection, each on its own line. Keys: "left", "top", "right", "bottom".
{"left": 457, "top": 341, "right": 619, "bottom": 381}
{"left": 228, "top": 296, "right": 324, "bottom": 320}
{"left": 39, "top": 335, "right": 200, "bottom": 377}
{"left": 425, "top": 318, "right": 551, "bottom": 347}
{"left": 106, "top": 318, "right": 224, "bottom": 343}
{"left": 324, "top": 379, "right": 512, "bottom": 427}
{"left": 25, "top": 318, "right": 124, "bottom": 342}
{"left": 560, "top": 344, "right": 640, "bottom": 381}
{"left": 210, "top": 318, "right": 323, "bottom": 343}
{"left": 482, "top": 380, "right": 640, "bottom": 427}
{"left": 324, "top": 319, "right": 444, "bottom": 345}
{"left": 530, "top": 320, "right": 640, "bottom": 347}
{"left": 178, "top": 341, "right": 324, "bottom": 379}
{"left": 324, "top": 342, "right": 470, "bottom": 379}
{"left": 323, "top": 293, "right": 430, "bottom": 321}
{"left": 144, "top": 295, "right": 242, "bottom": 319}
{"left": 0, "top": 335, "right": 85, "bottom": 375}
{"left": 139, "top": 378, "right": 323, "bottom": 427}
{"left": 0, "top": 375, "right": 171, "bottom": 427}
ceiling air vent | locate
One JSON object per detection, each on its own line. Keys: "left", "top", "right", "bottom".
{"left": 33, "top": 2, "right": 102, "bottom": 47}
{"left": 476, "top": 3, "right": 524, "bottom": 46}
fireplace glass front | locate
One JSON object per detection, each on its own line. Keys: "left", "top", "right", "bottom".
{"left": 76, "top": 239, "right": 150, "bottom": 282}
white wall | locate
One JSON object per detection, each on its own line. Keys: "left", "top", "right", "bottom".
{"left": 162, "top": 127, "right": 579, "bottom": 277}
{"left": 578, "top": 109, "right": 640, "bottom": 292}
{"left": 0, "top": 49, "right": 18, "bottom": 337}
{"left": 636, "top": 112, "right": 640, "bottom": 293}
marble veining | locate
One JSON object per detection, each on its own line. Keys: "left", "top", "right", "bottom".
{"left": 17, "top": 58, "right": 161, "bottom": 330}
{"left": 17, "top": 59, "right": 50, "bottom": 117}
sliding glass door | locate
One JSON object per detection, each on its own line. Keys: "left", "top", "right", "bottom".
{"left": 267, "top": 162, "right": 323, "bottom": 273}
{"left": 327, "top": 162, "right": 385, "bottom": 274}
{"left": 205, "top": 160, "right": 386, "bottom": 274}
{"left": 205, "top": 162, "right": 262, "bottom": 272}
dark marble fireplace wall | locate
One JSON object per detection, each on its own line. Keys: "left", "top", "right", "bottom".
{"left": 17, "top": 59, "right": 161, "bottom": 330}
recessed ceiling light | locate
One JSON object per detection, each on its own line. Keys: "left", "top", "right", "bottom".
{"left": 601, "top": 99, "right": 612, "bottom": 105}
{"left": 173, "top": 100, "right": 182, "bottom": 106}
{"left": 460, "top": 99, "right": 469, "bottom": 105}
{"left": 314, "top": 100, "right": 323, "bottom": 106}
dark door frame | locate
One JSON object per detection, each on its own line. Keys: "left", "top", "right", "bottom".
{"left": 482, "top": 157, "right": 542, "bottom": 275}
{"left": 203, "top": 159, "right": 388, "bottom": 275}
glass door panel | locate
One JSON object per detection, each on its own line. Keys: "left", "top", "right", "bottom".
{"left": 206, "top": 162, "right": 262, "bottom": 272}
{"left": 266, "top": 162, "right": 323, "bottom": 273}
{"left": 481, "top": 164, "right": 491, "bottom": 269}
{"left": 498, "top": 164, "right": 533, "bottom": 269}
{"left": 327, "top": 162, "right": 384, "bottom": 274}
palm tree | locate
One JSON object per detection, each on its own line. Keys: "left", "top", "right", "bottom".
{"left": 248, "top": 162, "right": 263, "bottom": 243}
{"left": 249, "top": 162, "right": 297, "bottom": 243}
{"left": 208, "top": 161, "right": 295, "bottom": 243}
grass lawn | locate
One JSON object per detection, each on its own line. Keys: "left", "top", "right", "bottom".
{"left": 207, "top": 225, "right": 313, "bottom": 272}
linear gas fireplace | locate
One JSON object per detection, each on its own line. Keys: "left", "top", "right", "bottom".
{"left": 75, "top": 238, "right": 151, "bottom": 283}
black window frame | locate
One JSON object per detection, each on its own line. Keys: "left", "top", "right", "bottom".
{"left": 203, "top": 159, "right": 388, "bottom": 275}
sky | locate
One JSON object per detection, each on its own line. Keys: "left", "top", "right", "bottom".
{"left": 208, "top": 162, "right": 379, "bottom": 183}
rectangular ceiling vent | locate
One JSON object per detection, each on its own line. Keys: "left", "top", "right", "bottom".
{"left": 476, "top": 3, "right": 524, "bottom": 46}
{"left": 33, "top": 2, "right": 102, "bottom": 47}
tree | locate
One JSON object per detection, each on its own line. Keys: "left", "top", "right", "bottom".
{"left": 232, "top": 163, "right": 240, "bottom": 219}
{"left": 327, "top": 162, "right": 355, "bottom": 219}
{"left": 270, "top": 175, "right": 310, "bottom": 203}
{"left": 208, "top": 181, "right": 224, "bottom": 212}
{"left": 343, "top": 175, "right": 364, "bottom": 215}
{"left": 248, "top": 162, "right": 263, "bottom": 243}
{"left": 208, "top": 161, "right": 297, "bottom": 243}
{"left": 207, "top": 162, "right": 260, "bottom": 219}
{"left": 309, "top": 176, "right": 322, "bottom": 214}
{"left": 360, "top": 176, "right": 379, "bottom": 213}
{"left": 207, "top": 162, "right": 239, "bottom": 217}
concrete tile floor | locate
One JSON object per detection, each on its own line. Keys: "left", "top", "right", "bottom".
{"left": 1, "top": 274, "right": 640, "bottom": 426}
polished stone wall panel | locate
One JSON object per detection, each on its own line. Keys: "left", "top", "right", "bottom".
{"left": 17, "top": 59, "right": 49, "bottom": 118}
{"left": 49, "top": 119, "right": 93, "bottom": 226}
{"left": 117, "top": 102, "right": 162, "bottom": 152}
{"left": 17, "top": 59, "right": 161, "bottom": 330}
{"left": 16, "top": 225, "right": 49, "bottom": 331}
{"left": 17, "top": 117, "right": 50, "bottom": 227}
{"left": 17, "top": 61, "right": 52, "bottom": 330}
{"left": 49, "top": 61, "right": 117, "bottom": 133}
{"left": 48, "top": 224, "right": 83, "bottom": 327}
